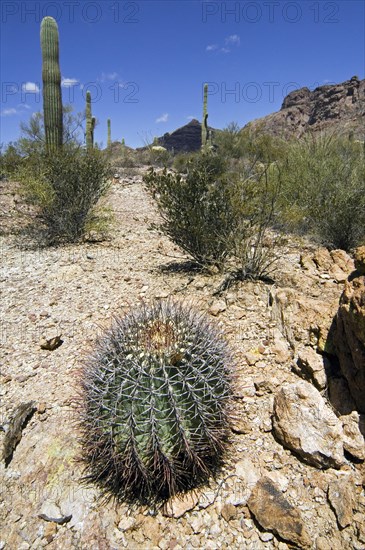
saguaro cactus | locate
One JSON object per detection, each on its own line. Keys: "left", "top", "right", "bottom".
{"left": 201, "top": 83, "right": 209, "bottom": 151}
{"left": 107, "top": 118, "right": 111, "bottom": 147}
{"left": 40, "top": 16, "right": 63, "bottom": 151}
{"left": 85, "top": 91, "right": 94, "bottom": 150}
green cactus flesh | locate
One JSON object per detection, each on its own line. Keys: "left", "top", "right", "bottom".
{"left": 80, "top": 301, "right": 231, "bottom": 504}
{"left": 107, "top": 118, "right": 111, "bottom": 147}
{"left": 40, "top": 17, "right": 63, "bottom": 150}
{"left": 85, "top": 91, "right": 93, "bottom": 150}
{"left": 202, "top": 83, "right": 208, "bottom": 150}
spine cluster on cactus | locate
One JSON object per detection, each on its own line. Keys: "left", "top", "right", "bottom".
{"left": 85, "top": 91, "right": 95, "bottom": 150}
{"left": 40, "top": 17, "right": 63, "bottom": 151}
{"left": 107, "top": 118, "right": 111, "bottom": 147}
{"left": 79, "top": 301, "right": 231, "bottom": 505}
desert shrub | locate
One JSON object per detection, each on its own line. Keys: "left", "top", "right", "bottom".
{"left": 0, "top": 142, "right": 24, "bottom": 178}
{"left": 215, "top": 122, "right": 288, "bottom": 166}
{"left": 277, "top": 134, "right": 365, "bottom": 250}
{"left": 144, "top": 153, "right": 280, "bottom": 277}
{"left": 214, "top": 122, "right": 247, "bottom": 160}
{"left": 149, "top": 145, "right": 171, "bottom": 167}
{"left": 230, "top": 162, "right": 282, "bottom": 280}
{"left": 173, "top": 151, "right": 200, "bottom": 173}
{"left": 17, "top": 147, "right": 111, "bottom": 244}
{"left": 18, "top": 106, "right": 84, "bottom": 156}
{"left": 144, "top": 154, "right": 230, "bottom": 268}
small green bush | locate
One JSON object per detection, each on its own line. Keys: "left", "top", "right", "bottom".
{"left": 17, "top": 147, "right": 111, "bottom": 244}
{"left": 277, "top": 134, "right": 365, "bottom": 250}
{"left": 215, "top": 122, "right": 287, "bottom": 165}
{"left": 0, "top": 142, "right": 23, "bottom": 178}
{"left": 144, "top": 154, "right": 230, "bottom": 268}
{"left": 144, "top": 153, "right": 280, "bottom": 278}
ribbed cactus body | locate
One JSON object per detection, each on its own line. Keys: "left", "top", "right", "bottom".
{"left": 107, "top": 118, "right": 111, "bottom": 147}
{"left": 85, "top": 91, "right": 94, "bottom": 150}
{"left": 40, "top": 17, "right": 63, "bottom": 151}
{"left": 201, "top": 83, "right": 208, "bottom": 151}
{"left": 80, "top": 301, "right": 231, "bottom": 504}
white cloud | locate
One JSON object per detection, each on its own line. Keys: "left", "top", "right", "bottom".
{"left": 186, "top": 115, "right": 195, "bottom": 120}
{"left": 225, "top": 34, "right": 240, "bottom": 46}
{"left": 61, "top": 77, "right": 79, "bottom": 88}
{"left": 17, "top": 103, "right": 31, "bottom": 110}
{"left": 100, "top": 72, "right": 119, "bottom": 82}
{"left": 220, "top": 47, "right": 230, "bottom": 54}
{"left": 1, "top": 108, "right": 17, "bottom": 116}
{"left": 22, "top": 82, "right": 40, "bottom": 93}
{"left": 156, "top": 113, "right": 169, "bottom": 123}
{"left": 206, "top": 44, "right": 218, "bottom": 51}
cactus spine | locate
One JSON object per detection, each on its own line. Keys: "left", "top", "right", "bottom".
{"left": 201, "top": 83, "right": 209, "bottom": 151}
{"left": 40, "top": 17, "right": 63, "bottom": 151}
{"left": 79, "top": 301, "right": 231, "bottom": 505}
{"left": 85, "top": 91, "right": 95, "bottom": 150}
{"left": 107, "top": 118, "right": 111, "bottom": 147}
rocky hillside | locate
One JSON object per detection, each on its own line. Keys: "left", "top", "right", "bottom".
{"left": 246, "top": 76, "right": 365, "bottom": 139}
{"left": 150, "top": 77, "right": 364, "bottom": 153}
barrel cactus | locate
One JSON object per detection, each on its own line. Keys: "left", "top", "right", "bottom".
{"left": 79, "top": 301, "right": 232, "bottom": 505}
{"left": 40, "top": 16, "right": 63, "bottom": 151}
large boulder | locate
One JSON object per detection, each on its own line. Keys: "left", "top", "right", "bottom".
{"left": 335, "top": 247, "right": 365, "bottom": 413}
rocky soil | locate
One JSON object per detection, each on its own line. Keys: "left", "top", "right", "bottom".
{"left": 1, "top": 170, "right": 364, "bottom": 549}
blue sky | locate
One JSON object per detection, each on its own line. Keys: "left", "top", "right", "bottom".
{"left": 1, "top": 0, "right": 364, "bottom": 148}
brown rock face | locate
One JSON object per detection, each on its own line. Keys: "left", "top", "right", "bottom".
{"left": 246, "top": 76, "right": 365, "bottom": 139}
{"left": 354, "top": 246, "right": 365, "bottom": 275}
{"left": 335, "top": 264, "right": 365, "bottom": 413}
{"left": 247, "top": 476, "right": 311, "bottom": 548}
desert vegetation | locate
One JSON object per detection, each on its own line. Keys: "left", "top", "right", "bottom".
{"left": 1, "top": 10, "right": 365, "bottom": 549}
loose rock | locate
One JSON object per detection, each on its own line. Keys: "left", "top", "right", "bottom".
{"left": 247, "top": 476, "right": 311, "bottom": 548}
{"left": 162, "top": 492, "right": 199, "bottom": 518}
{"left": 294, "top": 347, "right": 328, "bottom": 390}
{"left": 272, "top": 380, "right": 344, "bottom": 468}
{"left": 340, "top": 411, "right": 365, "bottom": 460}
{"left": 328, "top": 477, "right": 355, "bottom": 528}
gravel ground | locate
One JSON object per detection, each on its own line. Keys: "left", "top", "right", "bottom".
{"left": 0, "top": 173, "right": 364, "bottom": 549}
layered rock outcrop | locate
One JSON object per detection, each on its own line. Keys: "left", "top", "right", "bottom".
{"left": 246, "top": 76, "right": 365, "bottom": 139}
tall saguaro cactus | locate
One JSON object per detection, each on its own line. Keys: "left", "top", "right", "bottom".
{"left": 201, "top": 83, "right": 209, "bottom": 151}
{"left": 107, "top": 118, "right": 111, "bottom": 147}
{"left": 40, "top": 17, "right": 63, "bottom": 151}
{"left": 85, "top": 91, "right": 94, "bottom": 150}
